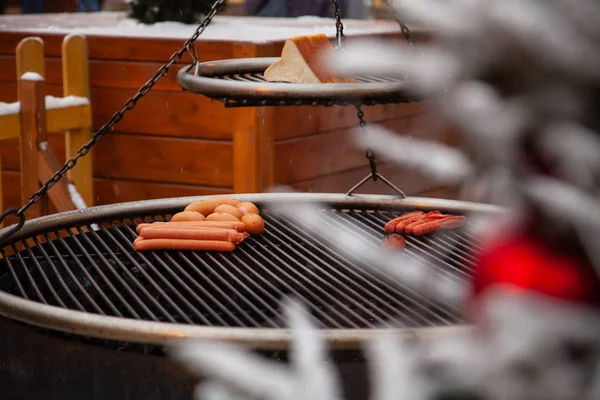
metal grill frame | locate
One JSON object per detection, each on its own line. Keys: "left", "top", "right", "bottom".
{"left": 0, "top": 193, "right": 504, "bottom": 350}
{"left": 177, "top": 58, "right": 422, "bottom": 108}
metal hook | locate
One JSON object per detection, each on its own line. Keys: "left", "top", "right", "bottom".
{"left": 346, "top": 173, "right": 406, "bottom": 198}
{"left": 186, "top": 43, "right": 200, "bottom": 76}
{"left": 0, "top": 208, "right": 26, "bottom": 248}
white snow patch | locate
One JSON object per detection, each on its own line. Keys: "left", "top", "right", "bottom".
{"left": 68, "top": 183, "right": 88, "bottom": 210}
{"left": 0, "top": 101, "right": 20, "bottom": 116}
{"left": 0, "top": 14, "right": 402, "bottom": 44}
{"left": 20, "top": 72, "right": 43, "bottom": 81}
{"left": 45, "top": 95, "right": 89, "bottom": 109}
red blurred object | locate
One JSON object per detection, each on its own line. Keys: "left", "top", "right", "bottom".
{"left": 471, "top": 234, "right": 600, "bottom": 307}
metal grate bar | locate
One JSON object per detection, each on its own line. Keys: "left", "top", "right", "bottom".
{"left": 96, "top": 224, "right": 185, "bottom": 323}
{"left": 107, "top": 222, "right": 201, "bottom": 324}
{"left": 12, "top": 243, "right": 48, "bottom": 304}
{"left": 210, "top": 252, "right": 287, "bottom": 323}
{"left": 0, "top": 205, "right": 482, "bottom": 330}
{"left": 264, "top": 213, "right": 455, "bottom": 326}
{"left": 256, "top": 231, "right": 381, "bottom": 328}
{"left": 213, "top": 73, "right": 402, "bottom": 85}
{"left": 0, "top": 248, "right": 28, "bottom": 299}
{"left": 42, "top": 233, "right": 108, "bottom": 316}
{"left": 320, "top": 210, "right": 448, "bottom": 277}
{"left": 228, "top": 249, "right": 338, "bottom": 325}
{"left": 121, "top": 220, "right": 222, "bottom": 325}
{"left": 175, "top": 252, "right": 265, "bottom": 327}
{"left": 366, "top": 212, "right": 474, "bottom": 280}
{"left": 314, "top": 211, "right": 462, "bottom": 319}
{"left": 235, "top": 243, "right": 349, "bottom": 328}
{"left": 73, "top": 228, "right": 159, "bottom": 320}
{"left": 31, "top": 236, "right": 86, "bottom": 312}
{"left": 188, "top": 251, "right": 281, "bottom": 327}
{"left": 60, "top": 231, "right": 133, "bottom": 318}
{"left": 264, "top": 215, "right": 446, "bottom": 326}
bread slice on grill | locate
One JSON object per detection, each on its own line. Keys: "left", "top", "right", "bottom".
{"left": 264, "top": 33, "right": 355, "bottom": 84}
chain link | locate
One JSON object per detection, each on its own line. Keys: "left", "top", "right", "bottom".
{"left": 383, "top": 0, "right": 415, "bottom": 47}
{"left": 0, "top": 0, "right": 226, "bottom": 241}
{"left": 356, "top": 104, "right": 378, "bottom": 181}
{"left": 331, "top": 0, "right": 345, "bottom": 48}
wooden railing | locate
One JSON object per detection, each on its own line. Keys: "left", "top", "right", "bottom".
{"left": 0, "top": 34, "right": 93, "bottom": 226}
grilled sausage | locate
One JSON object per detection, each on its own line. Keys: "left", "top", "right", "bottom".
{"left": 134, "top": 238, "right": 236, "bottom": 252}
{"left": 240, "top": 213, "right": 265, "bottom": 235}
{"left": 412, "top": 216, "right": 466, "bottom": 236}
{"left": 211, "top": 197, "right": 240, "bottom": 207}
{"left": 381, "top": 234, "right": 406, "bottom": 252}
{"left": 136, "top": 221, "right": 246, "bottom": 233}
{"left": 384, "top": 211, "right": 424, "bottom": 233}
{"left": 237, "top": 201, "right": 259, "bottom": 215}
{"left": 395, "top": 215, "right": 427, "bottom": 233}
{"left": 170, "top": 211, "right": 206, "bottom": 222}
{"left": 206, "top": 213, "right": 241, "bottom": 223}
{"left": 139, "top": 227, "right": 245, "bottom": 243}
{"left": 213, "top": 204, "right": 243, "bottom": 220}
{"left": 404, "top": 214, "right": 447, "bottom": 234}
{"left": 184, "top": 199, "right": 220, "bottom": 216}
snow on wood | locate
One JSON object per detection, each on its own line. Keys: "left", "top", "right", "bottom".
{"left": 0, "top": 101, "right": 20, "bottom": 116}
{"left": 45, "top": 95, "right": 89, "bottom": 110}
{"left": 0, "top": 95, "right": 88, "bottom": 117}
{"left": 0, "top": 13, "right": 402, "bottom": 43}
{"left": 67, "top": 183, "right": 88, "bottom": 210}
{"left": 20, "top": 72, "right": 44, "bottom": 81}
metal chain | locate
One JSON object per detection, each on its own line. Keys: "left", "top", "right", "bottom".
{"left": 356, "top": 105, "right": 378, "bottom": 181}
{"left": 331, "top": 0, "right": 345, "bottom": 48}
{"left": 0, "top": 0, "right": 226, "bottom": 243}
{"left": 383, "top": 0, "right": 415, "bottom": 47}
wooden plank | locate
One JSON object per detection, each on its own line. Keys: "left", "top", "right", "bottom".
{"left": 38, "top": 144, "right": 76, "bottom": 212}
{"left": 94, "top": 179, "right": 232, "bottom": 205}
{"left": 92, "top": 134, "right": 234, "bottom": 187}
{"left": 2, "top": 132, "right": 234, "bottom": 187}
{"left": 232, "top": 42, "right": 276, "bottom": 193}
{"left": 0, "top": 113, "right": 20, "bottom": 139}
{"left": 62, "top": 34, "right": 93, "bottom": 207}
{"left": 0, "top": 104, "right": 91, "bottom": 136}
{"left": 0, "top": 55, "right": 187, "bottom": 90}
{"left": 275, "top": 114, "right": 452, "bottom": 184}
{"left": 0, "top": 81, "right": 235, "bottom": 139}
{"left": 0, "top": 32, "right": 234, "bottom": 63}
{"left": 47, "top": 104, "right": 92, "bottom": 131}
{"left": 3, "top": 170, "right": 231, "bottom": 211}
{"left": 0, "top": 86, "right": 428, "bottom": 143}
{"left": 273, "top": 102, "right": 427, "bottom": 141}
{"left": 275, "top": 117, "right": 410, "bottom": 184}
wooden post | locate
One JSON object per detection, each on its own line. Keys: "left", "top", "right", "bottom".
{"left": 16, "top": 37, "right": 45, "bottom": 81}
{"left": 232, "top": 43, "right": 276, "bottom": 193}
{"left": 16, "top": 37, "right": 47, "bottom": 219}
{"left": 62, "top": 34, "right": 93, "bottom": 207}
{"left": 17, "top": 78, "right": 46, "bottom": 220}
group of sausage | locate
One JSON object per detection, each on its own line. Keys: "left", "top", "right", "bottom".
{"left": 133, "top": 197, "right": 265, "bottom": 252}
{"left": 381, "top": 210, "right": 466, "bottom": 252}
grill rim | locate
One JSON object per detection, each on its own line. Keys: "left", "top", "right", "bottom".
{"left": 0, "top": 193, "right": 504, "bottom": 350}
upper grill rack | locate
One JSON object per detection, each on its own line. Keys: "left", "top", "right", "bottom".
{"left": 177, "top": 58, "right": 421, "bottom": 108}
{"left": 0, "top": 207, "right": 475, "bottom": 330}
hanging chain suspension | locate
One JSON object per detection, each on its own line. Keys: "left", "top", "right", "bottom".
{"left": 383, "top": 0, "right": 416, "bottom": 48}
{"left": 0, "top": 0, "right": 227, "bottom": 245}
{"left": 356, "top": 105, "right": 378, "bottom": 181}
{"left": 329, "top": 0, "right": 414, "bottom": 197}
{"left": 331, "top": 0, "right": 345, "bottom": 48}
